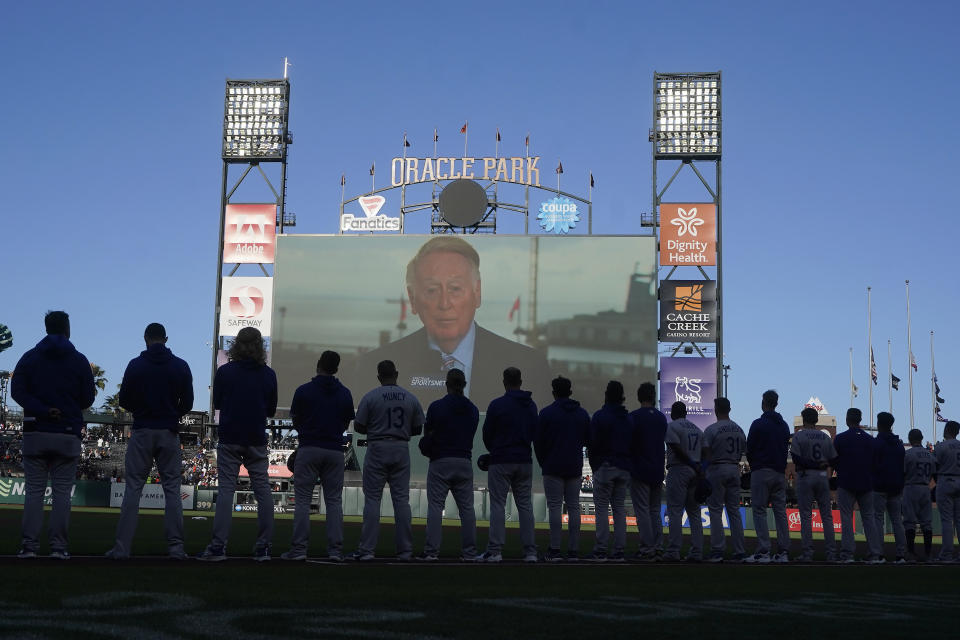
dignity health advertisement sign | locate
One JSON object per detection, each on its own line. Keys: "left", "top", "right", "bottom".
{"left": 660, "top": 356, "right": 717, "bottom": 429}
{"left": 659, "top": 203, "right": 716, "bottom": 266}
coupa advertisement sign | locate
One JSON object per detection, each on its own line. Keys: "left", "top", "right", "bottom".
{"left": 660, "top": 357, "right": 716, "bottom": 429}
{"left": 659, "top": 280, "right": 716, "bottom": 341}
{"left": 110, "top": 483, "right": 195, "bottom": 510}
{"left": 0, "top": 478, "right": 110, "bottom": 506}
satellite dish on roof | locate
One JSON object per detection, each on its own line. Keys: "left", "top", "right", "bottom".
{"left": 439, "top": 179, "right": 488, "bottom": 227}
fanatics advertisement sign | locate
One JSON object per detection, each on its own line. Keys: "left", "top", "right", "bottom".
{"left": 659, "top": 203, "right": 716, "bottom": 266}
{"left": 219, "top": 277, "right": 273, "bottom": 337}
{"left": 659, "top": 280, "right": 716, "bottom": 341}
{"left": 224, "top": 204, "right": 276, "bottom": 264}
{"left": 660, "top": 357, "right": 717, "bottom": 430}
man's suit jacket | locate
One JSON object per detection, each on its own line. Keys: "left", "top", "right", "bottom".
{"left": 354, "top": 325, "right": 551, "bottom": 410}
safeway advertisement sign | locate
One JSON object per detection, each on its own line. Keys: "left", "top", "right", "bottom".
{"left": 659, "top": 203, "right": 716, "bottom": 266}
{"left": 219, "top": 277, "right": 273, "bottom": 337}
{"left": 224, "top": 204, "right": 276, "bottom": 263}
{"left": 787, "top": 508, "right": 850, "bottom": 533}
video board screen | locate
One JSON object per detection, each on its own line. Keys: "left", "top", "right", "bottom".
{"left": 272, "top": 235, "right": 657, "bottom": 415}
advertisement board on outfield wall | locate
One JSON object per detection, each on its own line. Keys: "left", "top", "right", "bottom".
{"left": 110, "top": 483, "right": 195, "bottom": 510}
{"left": 660, "top": 357, "right": 717, "bottom": 429}
{"left": 659, "top": 203, "right": 716, "bottom": 266}
{"left": 219, "top": 276, "right": 273, "bottom": 337}
{"left": 0, "top": 479, "right": 110, "bottom": 506}
{"left": 223, "top": 204, "right": 277, "bottom": 264}
{"left": 659, "top": 280, "right": 716, "bottom": 341}
{"left": 787, "top": 508, "right": 850, "bottom": 533}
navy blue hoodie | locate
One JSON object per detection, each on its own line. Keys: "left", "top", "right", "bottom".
{"left": 629, "top": 406, "right": 668, "bottom": 484}
{"left": 746, "top": 410, "right": 790, "bottom": 473}
{"left": 213, "top": 359, "right": 278, "bottom": 446}
{"left": 118, "top": 343, "right": 193, "bottom": 431}
{"left": 872, "top": 431, "right": 905, "bottom": 494}
{"left": 834, "top": 427, "right": 875, "bottom": 492}
{"left": 589, "top": 403, "right": 633, "bottom": 472}
{"left": 11, "top": 334, "right": 96, "bottom": 437}
{"left": 422, "top": 393, "right": 479, "bottom": 461}
{"left": 290, "top": 375, "right": 355, "bottom": 451}
{"left": 482, "top": 389, "right": 537, "bottom": 464}
{"left": 534, "top": 398, "right": 589, "bottom": 478}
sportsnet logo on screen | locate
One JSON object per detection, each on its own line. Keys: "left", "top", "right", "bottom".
{"left": 219, "top": 277, "right": 273, "bottom": 337}
{"left": 659, "top": 280, "right": 716, "bottom": 341}
{"left": 224, "top": 204, "right": 276, "bottom": 263}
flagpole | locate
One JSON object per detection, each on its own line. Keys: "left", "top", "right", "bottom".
{"left": 931, "top": 330, "right": 936, "bottom": 441}
{"left": 371, "top": 161, "right": 375, "bottom": 193}
{"left": 888, "top": 339, "right": 893, "bottom": 412}
{"left": 339, "top": 174, "right": 345, "bottom": 236}
{"left": 524, "top": 134, "right": 530, "bottom": 235}
{"left": 401, "top": 133, "right": 408, "bottom": 234}
{"left": 849, "top": 347, "right": 855, "bottom": 408}
{"left": 907, "top": 279, "right": 914, "bottom": 429}
{"left": 868, "top": 286, "right": 873, "bottom": 428}
{"left": 433, "top": 128, "right": 438, "bottom": 160}
{"left": 463, "top": 121, "right": 468, "bottom": 158}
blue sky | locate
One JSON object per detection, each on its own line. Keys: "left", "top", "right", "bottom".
{"left": 2, "top": 1, "right": 957, "bottom": 442}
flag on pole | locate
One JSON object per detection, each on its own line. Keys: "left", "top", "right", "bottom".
{"left": 556, "top": 161, "right": 564, "bottom": 174}
{"left": 525, "top": 133, "right": 530, "bottom": 147}
{"left": 852, "top": 380, "right": 859, "bottom": 398}
{"left": 433, "top": 128, "right": 438, "bottom": 142}
{"left": 496, "top": 128, "right": 501, "bottom": 142}
{"left": 871, "top": 347, "right": 878, "bottom": 384}
{"left": 0, "top": 323, "right": 12, "bottom": 354}
{"left": 508, "top": 296, "right": 521, "bottom": 321}
{"left": 935, "top": 375, "right": 945, "bottom": 403}
{"left": 910, "top": 352, "right": 918, "bottom": 371}
{"left": 936, "top": 406, "right": 948, "bottom": 422}
{"left": 340, "top": 174, "right": 345, "bottom": 186}
{"left": 404, "top": 137, "right": 411, "bottom": 148}
{"left": 369, "top": 163, "right": 375, "bottom": 176}
{"left": 590, "top": 172, "right": 595, "bottom": 188}
{"left": 460, "top": 122, "right": 468, "bottom": 134}
{"left": 891, "top": 374, "right": 901, "bottom": 390}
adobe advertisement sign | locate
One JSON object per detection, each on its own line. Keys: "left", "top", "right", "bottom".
{"left": 659, "top": 203, "right": 716, "bottom": 266}
{"left": 219, "top": 277, "right": 273, "bottom": 337}
{"left": 659, "top": 280, "right": 717, "bottom": 341}
{"left": 224, "top": 204, "right": 276, "bottom": 263}
{"left": 660, "top": 356, "right": 716, "bottom": 430}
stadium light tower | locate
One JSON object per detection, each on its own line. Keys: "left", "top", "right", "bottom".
{"left": 652, "top": 71, "right": 723, "bottom": 388}
{"left": 210, "top": 78, "right": 292, "bottom": 422}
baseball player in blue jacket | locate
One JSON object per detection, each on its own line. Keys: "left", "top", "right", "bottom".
{"left": 481, "top": 367, "right": 538, "bottom": 563}
{"left": 106, "top": 323, "right": 193, "bottom": 560}
{"left": 833, "top": 408, "right": 884, "bottom": 563}
{"left": 418, "top": 368, "right": 480, "bottom": 561}
{"left": 745, "top": 390, "right": 791, "bottom": 563}
{"left": 12, "top": 311, "right": 96, "bottom": 560}
{"left": 872, "top": 412, "right": 906, "bottom": 563}
{"left": 628, "top": 382, "right": 667, "bottom": 561}
{"left": 534, "top": 376, "right": 589, "bottom": 562}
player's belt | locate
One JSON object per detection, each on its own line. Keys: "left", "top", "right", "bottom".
{"left": 368, "top": 435, "right": 408, "bottom": 442}
{"left": 907, "top": 482, "right": 931, "bottom": 485}
{"left": 941, "top": 474, "right": 960, "bottom": 477}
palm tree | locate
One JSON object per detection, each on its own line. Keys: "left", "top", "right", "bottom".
{"left": 89, "top": 363, "right": 108, "bottom": 393}
{"left": 101, "top": 384, "right": 122, "bottom": 415}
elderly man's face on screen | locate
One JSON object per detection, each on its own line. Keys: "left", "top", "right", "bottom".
{"left": 408, "top": 249, "right": 482, "bottom": 353}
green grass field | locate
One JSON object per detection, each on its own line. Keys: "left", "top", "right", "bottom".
{"left": 0, "top": 505, "right": 954, "bottom": 639}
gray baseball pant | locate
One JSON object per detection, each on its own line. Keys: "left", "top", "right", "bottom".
{"left": 424, "top": 457, "right": 477, "bottom": 557}
{"left": 20, "top": 432, "right": 80, "bottom": 553}
{"left": 936, "top": 476, "right": 960, "bottom": 561}
{"left": 796, "top": 472, "right": 836, "bottom": 556}
{"left": 873, "top": 491, "right": 906, "bottom": 558}
{"left": 837, "top": 487, "right": 882, "bottom": 560}
{"left": 706, "top": 463, "right": 745, "bottom": 557}
{"left": 750, "top": 468, "right": 790, "bottom": 556}
{"left": 290, "top": 446, "right": 343, "bottom": 556}
{"left": 486, "top": 462, "right": 536, "bottom": 556}
{"left": 665, "top": 465, "right": 702, "bottom": 559}
{"left": 543, "top": 474, "right": 581, "bottom": 554}
{"left": 112, "top": 428, "right": 184, "bottom": 557}
{"left": 592, "top": 463, "right": 629, "bottom": 555}
{"left": 902, "top": 484, "right": 932, "bottom": 531}
{"left": 212, "top": 443, "right": 274, "bottom": 550}
{"left": 358, "top": 440, "right": 412, "bottom": 557}
{"left": 630, "top": 478, "right": 663, "bottom": 554}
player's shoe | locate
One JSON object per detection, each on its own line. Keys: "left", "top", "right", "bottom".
{"left": 841, "top": 557, "right": 858, "bottom": 564}
{"left": 168, "top": 550, "right": 189, "bottom": 561}
{"left": 50, "top": 550, "right": 71, "bottom": 560}
{"left": 104, "top": 548, "right": 128, "bottom": 561}
{"left": 608, "top": 552, "right": 626, "bottom": 563}
{"left": 347, "top": 551, "right": 375, "bottom": 562}
{"left": 16, "top": 548, "right": 37, "bottom": 559}
{"left": 523, "top": 552, "right": 539, "bottom": 564}
{"left": 660, "top": 552, "right": 681, "bottom": 562}
{"left": 253, "top": 546, "right": 271, "bottom": 562}
{"left": 459, "top": 554, "right": 482, "bottom": 563}
{"left": 280, "top": 550, "right": 307, "bottom": 561}
{"left": 565, "top": 552, "right": 580, "bottom": 562}
{"left": 584, "top": 552, "right": 608, "bottom": 563}
{"left": 743, "top": 553, "right": 771, "bottom": 564}
{"left": 707, "top": 553, "right": 725, "bottom": 563}
{"left": 796, "top": 551, "right": 815, "bottom": 563}
{"left": 196, "top": 546, "right": 227, "bottom": 562}
{"left": 415, "top": 552, "right": 439, "bottom": 562}
{"left": 632, "top": 550, "right": 658, "bottom": 563}
{"left": 772, "top": 551, "right": 790, "bottom": 564}
{"left": 480, "top": 551, "right": 502, "bottom": 563}
{"left": 731, "top": 553, "right": 747, "bottom": 563}
{"left": 867, "top": 556, "right": 886, "bottom": 565}
{"left": 894, "top": 556, "right": 907, "bottom": 564}
{"left": 684, "top": 555, "right": 702, "bottom": 563}
{"left": 327, "top": 552, "right": 344, "bottom": 562}
{"left": 395, "top": 553, "right": 413, "bottom": 562}
{"left": 545, "top": 548, "right": 564, "bottom": 563}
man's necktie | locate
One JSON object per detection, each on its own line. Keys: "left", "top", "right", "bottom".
{"left": 441, "top": 353, "right": 459, "bottom": 372}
